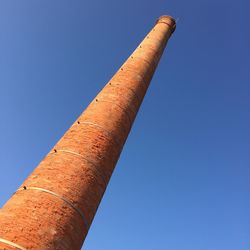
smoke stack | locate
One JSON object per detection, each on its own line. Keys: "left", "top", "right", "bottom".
{"left": 0, "top": 16, "right": 176, "bottom": 249}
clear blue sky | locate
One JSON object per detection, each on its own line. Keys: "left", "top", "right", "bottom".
{"left": 1, "top": 1, "right": 249, "bottom": 249}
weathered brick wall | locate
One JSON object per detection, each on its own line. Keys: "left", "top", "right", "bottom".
{"left": 0, "top": 16, "right": 175, "bottom": 250}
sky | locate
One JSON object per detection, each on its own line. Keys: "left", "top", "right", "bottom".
{"left": 0, "top": 0, "right": 250, "bottom": 249}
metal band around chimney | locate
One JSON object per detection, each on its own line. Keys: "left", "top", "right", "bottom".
{"left": 146, "top": 35, "right": 166, "bottom": 50}
{"left": 0, "top": 238, "right": 27, "bottom": 250}
{"left": 16, "top": 187, "right": 88, "bottom": 229}
{"left": 76, "top": 121, "right": 120, "bottom": 147}
{"left": 132, "top": 54, "right": 157, "bottom": 69}
{"left": 96, "top": 100, "right": 133, "bottom": 126}
{"left": 122, "top": 57, "right": 156, "bottom": 78}
{"left": 156, "top": 21, "right": 176, "bottom": 33}
{"left": 136, "top": 42, "right": 163, "bottom": 58}
{"left": 52, "top": 149, "right": 108, "bottom": 184}
{"left": 115, "top": 68, "right": 148, "bottom": 89}
{"left": 108, "top": 82, "right": 141, "bottom": 104}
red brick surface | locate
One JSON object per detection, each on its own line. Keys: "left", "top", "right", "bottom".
{"left": 0, "top": 16, "right": 175, "bottom": 249}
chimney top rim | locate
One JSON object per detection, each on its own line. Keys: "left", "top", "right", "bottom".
{"left": 155, "top": 15, "right": 176, "bottom": 33}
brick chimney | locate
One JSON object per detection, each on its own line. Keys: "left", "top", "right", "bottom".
{"left": 0, "top": 16, "right": 176, "bottom": 250}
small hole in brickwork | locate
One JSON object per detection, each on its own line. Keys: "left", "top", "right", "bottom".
{"left": 77, "top": 121, "right": 80, "bottom": 124}
{"left": 54, "top": 149, "right": 57, "bottom": 153}
{"left": 109, "top": 82, "right": 112, "bottom": 85}
{"left": 95, "top": 99, "right": 98, "bottom": 102}
{"left": 121, "top": 68, "right": 123, "bottom": 71}
{"left": 23, "top": 186, "right": 27, "bottom": 190}
{"left": 131, "top": 56, "right": 134, "bottom": 59}
{"left": 140, "top": 45, "right": 142, "bottom": 48}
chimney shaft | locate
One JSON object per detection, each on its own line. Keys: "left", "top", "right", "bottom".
{"left": 0, "top": 16, "right": 175, "bottom": 250}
